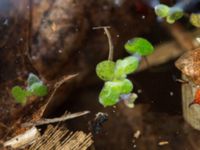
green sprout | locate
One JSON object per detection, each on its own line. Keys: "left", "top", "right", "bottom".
{"left": 95, "top": 27, "right": 154, "bottom": 107}
{"left": 11, "top": 86, "right": 29, "bottom": 105}
{"left": 11, "top": 73, "right": 48, "bottom": 105}
{"left": 190, "top": 13, "right": 200, "bottom": 28}
{"left": 166, "top": 7, "right": 184, "bottom": 24}
{"left": 114, "top": 56, "right": 139, "bottom": 79}
{"left": 124, "top": 37, "right": 154, "bottom": 56}
{"left": 96, "top": 60, "right": 115, "bottom": 81}
{"left": 154, "top": 4, "right": 184, "bottom": 24}
{"left": 154, "top": 4, "right": 170, "bottom": 18}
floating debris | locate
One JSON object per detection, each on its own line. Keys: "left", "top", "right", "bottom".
{"left": 89, "top": 112, "right": 108, "bottom": 134}
{"left": 121, "top": 93, "right": 138, "bottom": 108}
{"left": 169, "top": 91, "right": 174, "bottom": 96}
{"left": 133, "top": 130, "right": 141, "bottom": 139}
{"left": 158, "top": 141, "right": 169, "bottom": 146}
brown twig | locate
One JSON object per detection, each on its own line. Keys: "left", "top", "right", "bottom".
{"left": 52, "top": 74, "right": 78, "bottom": 99}
{"left": 42, "top": 73, "right": 78, "bottom": 114}
{"left": 22, "top": 111, "right": 90, "bottom": 127}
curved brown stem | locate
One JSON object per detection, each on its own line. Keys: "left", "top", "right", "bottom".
{"left": 104, "top": 27, "right": 114, "bottom": 61}
{"left": 92, "top": 26, "right": 114, "bottom": 61}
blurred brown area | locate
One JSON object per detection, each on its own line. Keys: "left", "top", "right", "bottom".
{"left": 30, "top": 0, "right": 155, "bottom": 80}
{"left": 0, "top": 0, "right": 31, "bottom": 139}
{"left": 64, "top": 84, "right": 200, "bottom": 150}
{"left": 0, "top": 0, "right": 155, "bottom": 140}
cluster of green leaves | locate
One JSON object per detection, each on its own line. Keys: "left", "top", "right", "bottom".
{"left": 11, "top": 73, "right": 48, "bottom": 105}
{"left": 154, "top": 4, "right": 184, "bottom": 24}
{"left": 154, "top": 4, "right": 200, "bottom": 27}
{"left": 96, "top": 38, "right": 154, "bottom": 107}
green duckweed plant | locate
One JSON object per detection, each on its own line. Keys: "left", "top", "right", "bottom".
{"left": 154, "top": 2, "right": 200, "bottom": 27}
{"left": 11, "top": 73, "right": 48, "bottom": 105}
{"left": 96, "top": 30, "right": 154, "bottom": 107}
{"left": 154, "top": 4, "right": 184, "bottom": 24}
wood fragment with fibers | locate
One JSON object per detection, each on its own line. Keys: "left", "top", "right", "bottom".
{"left": 29, "top": 125, "right": 93, "bottom": 150}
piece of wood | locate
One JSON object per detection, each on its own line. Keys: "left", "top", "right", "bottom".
{"left": 29, "top": 125, "right": 93, "bottom": 150}
{"left": 4, "top": 127, "right": 40, "bottom": 149}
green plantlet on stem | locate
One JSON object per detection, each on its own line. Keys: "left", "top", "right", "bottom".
{"left": 11, "top": 73, "right": 48, "bottom": 105}
{"left": 95, "top": 27, "right": 154, "bottom": 107}
{"left": 154, "top": 4, "right": 184, "bottom": 24}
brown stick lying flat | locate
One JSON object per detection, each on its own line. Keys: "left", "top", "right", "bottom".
{"left": 22, "top": 111, "right": 90, "bottom": 127}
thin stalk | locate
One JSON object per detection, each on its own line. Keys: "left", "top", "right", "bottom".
{"left": 93, "top": 26, "right": 114, "bottom": 61}
{"left": 104, "top": 27, "right": 114, "bottom": 61}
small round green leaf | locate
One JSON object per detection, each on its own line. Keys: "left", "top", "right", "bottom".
{"left": 167, "top": 7, "right": 183, "bottom": 24}
{"left": 120, "top": 79, "right": 133, "bottom": 94}
{"left": 99, "top": 81, "right": 121, "bottom": 107}
{"left": 114, "top": 56, "right": 139, "bottom": 79}
{"left": 114, "top": 59, "right": 126, "bottom": 79}
{"left": 154, "top": 4, "right": 170, "bottom": 18}
{"left": 11, "top": 86, "right": 27, "bottom": 105}
{"left": 27, "top": 73, "right": 40, "bottom": 87}
{"left": 190, "top": 13, "right": 200, "bottom": 28}
{"left": 166, "top": 16, "right": 175, "bottom": 24}
{"left": 29, "top": 82, "right": 48, "bottom": 97}
{"left": 99, "top": 79, "right": 133, "bottom": 107}
{"left": 124, "top": 37, "right": 154, "bottom": 56}
{"left": 96, "top": 60, "right": 115, "bottom": 81}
